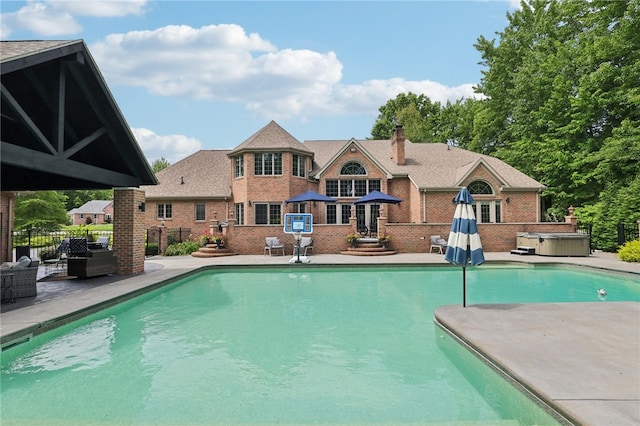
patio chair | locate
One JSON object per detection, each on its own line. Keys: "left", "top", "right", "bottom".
{"left": 264, "top": 237, "right": 285, "bottom": 256}
{"left": 430, "top": 235, "right": 448, "bottom": 254}
{"left": 293, "top": 237, "right": 314, "bottom": 256}
{"left": 68, "top": 237, "right": 88, "bottom": 257}
{"left": 96, "top": 236, "right": 110, "bottom": 249}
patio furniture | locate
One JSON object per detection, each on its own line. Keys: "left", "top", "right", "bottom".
{"left": 430, "top": 235, "right": 448, "bottom": 254}
{"left": 293, "top": 237, "right": 314, "bottom": 256}
{"left": 68, "top": 237, "right": 88, "bottom": 257}
{"left": 1, "top": 257, "right": 39, "bottom": 300}
{"left": 67, "top": 249, "right": 117, "bottom": 279}
{"left": 264, "top": 237, "right": 285, "bottom": 256}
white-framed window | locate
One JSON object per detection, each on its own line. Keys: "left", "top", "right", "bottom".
{"left": 473, "top": 201, "right": 502, "bottom": 223}
{"left": 326, "top": 179, "right": 381, "bottom": 198}
{"left": 254, "top": 203, "right": 281, "bottom": 224}
{"left": 468, "top": 180, "right": 493, "bottom": 195}
{"left": 292, "top": 154, "right": 306, "bottom": 177}
{"left": 235, "top": 203, "right": 244, "bottom": 225}
{"left": 326, "top": 204, "right": 352, "bottom": 224}
{"left": 157, "top": 203, "right": 172, "bottom": 219}
{"left": 235, "top": 156, "right": 244, "bottom": 178}
{"left": 195, "top": 203, "right": 206, "bottom": 221}
{"left": 254, "top": 153, "right": 282, "bottom": 175}
{"left": 292, "top": 202, "right": 306, "bottom": 213}
{"left": 341, "top": 161, "right": 366, "bottom": 175}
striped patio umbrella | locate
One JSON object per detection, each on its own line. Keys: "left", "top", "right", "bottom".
{"left": 444, "top": 187, "right": 485, "bottom": 307}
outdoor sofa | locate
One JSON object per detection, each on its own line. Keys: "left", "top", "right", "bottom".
{"left": 1, "top": 256, "right": 40, "bottom": 300}
{"left": 67, "top": 249, "right": 117, "bottom": 279}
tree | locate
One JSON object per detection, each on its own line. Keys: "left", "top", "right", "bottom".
{"left": 472, "top": 0, "right": 639, "bottom": 247}
{"left": 371, "top": 93, "right": 480, "bottom": 146}
{"left": 152, "top": 157, "right": 170, "bottom": 173}
{"left": 14, "top": 191, "right": 69, "bottom": 230}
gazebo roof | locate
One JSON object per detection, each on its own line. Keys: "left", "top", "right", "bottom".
{"left": 1, "top": 40, "right": 156, "bottom": 191}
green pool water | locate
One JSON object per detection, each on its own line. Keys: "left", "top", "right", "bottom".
{"left": 2, "top": 265, "right": 638, "bottom": 425}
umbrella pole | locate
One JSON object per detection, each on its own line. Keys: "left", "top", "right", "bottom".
{"left": 462, "top": 266, "right": 466, "bottom": 307}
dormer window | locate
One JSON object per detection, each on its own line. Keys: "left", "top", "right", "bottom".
{"left": 341, "top": 161, "right": 366, "bottom": 175}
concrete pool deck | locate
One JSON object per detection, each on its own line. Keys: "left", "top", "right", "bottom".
{"left": 1, "top": 251, "right": 639, "bottom": 425}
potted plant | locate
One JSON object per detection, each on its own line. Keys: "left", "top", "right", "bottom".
{"left": 211, "top": 233, "right": 226, "bottom": 249}
{"left": 199, "top": 231, "right": 213, "bottom": 246}
{"left": 378, "top": 233, "right": 391, "bottom": 249}
{"left": 346, "top": 233, "right": 359, "bottom": 248}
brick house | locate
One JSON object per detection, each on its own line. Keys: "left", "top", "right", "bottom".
{"left": 142, "top": 121, "right": 563, "bottom": 253}
{"left": 68, "top": 200, "right": 114, "bottom": 225}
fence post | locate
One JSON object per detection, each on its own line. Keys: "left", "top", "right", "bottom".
{"left": 617, "top": 222, "right": 625, "bottom": 245}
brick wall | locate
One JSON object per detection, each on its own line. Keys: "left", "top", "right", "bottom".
{"left": 0, "top": 193, "right": 14, "bottom": 262}
{"left": 221, "top": 220, "right": 575, "bottom": 254}
{"left": 114, "top": 188, "right": 146, "bottom": 275}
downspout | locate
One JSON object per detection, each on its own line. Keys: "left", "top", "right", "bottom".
{"left": 422, "top": 190, "right": 427, "bottom": 223}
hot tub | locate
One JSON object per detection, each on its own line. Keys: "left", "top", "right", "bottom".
{"left": 516, "top": 232, "right": 590, "bottom": 257}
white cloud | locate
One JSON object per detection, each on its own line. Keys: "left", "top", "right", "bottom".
{"left": 132, "top": 127, "right": 202, "bottom": 165}
{"left": 91, "top": 24, "right": 480, "bottom": 123}
{"left": 0, "top": 0, "right": 147, "bottom": 37}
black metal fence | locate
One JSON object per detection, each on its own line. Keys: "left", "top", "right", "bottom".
{"left": 617, "top": 222, "right": 639, "bottom": 245}
{"left": 576, "top": 223, "right": 593, "bottom": 253}
{"left": 12, "top": 228, "right": 113, "bottom": 261}
{"left": 145, "top": 227, "right": 192, "bottom": 256}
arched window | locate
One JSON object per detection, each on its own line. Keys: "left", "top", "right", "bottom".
{"left": 341, "top": 161, "right": 366, "bottom": 175}
{"left": 468, "top": 180, "right": 493, "bottom": 195}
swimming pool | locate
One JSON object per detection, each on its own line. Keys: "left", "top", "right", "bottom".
{"left": 2, "top": 265, "right": 638, "bottom": 424}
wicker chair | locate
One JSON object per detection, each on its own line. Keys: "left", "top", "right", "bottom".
{"left": 1, "top": 259, "right": 39, "bottom": 301}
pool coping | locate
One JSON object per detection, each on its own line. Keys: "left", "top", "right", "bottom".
{"left": 1, "top": 252, "right": 639, "bottom": 425}
{"left": 434, "top": 302, "right": 640, "bottom": 426}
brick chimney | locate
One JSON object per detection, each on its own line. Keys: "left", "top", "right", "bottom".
{"left": 391, "top": 125, "right": 405, "bottom": 165}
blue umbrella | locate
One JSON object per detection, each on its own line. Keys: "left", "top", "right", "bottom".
{"left": 285, "top": 191, "right": 337, "bottom": 204}
{"left": 353, "top": 190, "right": 402, "bottom": 204}
{"left": 444, "top": 187, "right": 485, "bottom": 307}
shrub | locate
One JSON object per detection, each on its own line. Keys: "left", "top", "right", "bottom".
{"left": 39, "top": 248, "right": 58, "bottom": 261}
{"left": 346, "top": 233, "right": 359, "bottom": 243}
{"left": 618, "top": 240, "right": 640, "bottom": 263}
{"left": 164, "top": 241, "right": 200, "bottom": 256}
{"left": 145, "top": 243, "right": 159, "bottom": 256}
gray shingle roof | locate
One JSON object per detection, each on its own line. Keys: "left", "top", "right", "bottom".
{"left": 228, "top": 120, "right": 311, "bottom": 155}
{"left": 0, "top": 40, "right": 80, "bottom": 62}
{"left": 304, "top": 139, "right": 543, "bottom": 190}
{"left": 141, "top": 150, "right": 232, "bottom": 199}
{"left": 142, "top": 122, "right": 543, "bottom": 199}
{"left": 68, "top": 200, "right": 112, "bottom": 215}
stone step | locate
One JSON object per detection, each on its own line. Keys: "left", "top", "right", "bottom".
{"left": 340, "top": 250, "right": 397, "bottom": 256}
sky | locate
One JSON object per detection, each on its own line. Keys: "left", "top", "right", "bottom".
{"left": 1, "top": 1, "right": 519, "bottom": 165}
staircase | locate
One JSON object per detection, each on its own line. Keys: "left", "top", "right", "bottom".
{"left": 510, "top": 246, "right": 536, "bottom": 256}
{"left": 191, "top": 244, "right": 238, "bottom": 258}
{"left": 341, "top": 238, "right": 397, "bottom": 256}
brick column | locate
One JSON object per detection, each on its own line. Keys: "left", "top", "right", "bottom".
{"left": 113, "top": 188, "right": 146, "bottom": 275}
{"left": 564, "top": 205, "right": 577, "bottom": 228}
{"left": 158, "top": 223, "right": 168, "bottom": 255}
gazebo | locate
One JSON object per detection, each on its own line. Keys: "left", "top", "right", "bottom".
{"left": 1, "top": 40, "right": 157, "bottom": 273}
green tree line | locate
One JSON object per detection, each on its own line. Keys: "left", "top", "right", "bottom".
{"left": 372, "top": 0, "right": 639, "bottom": 251}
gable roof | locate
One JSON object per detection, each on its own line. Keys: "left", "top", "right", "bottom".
{"left": 227, "top": 120, "right": 311, "bottom": 155}
{"left": 144, "top": 122, "right": 544, "bottom": 199}
{"left": 303, "top": 139, "right": 543, "bottom": 191}
{"left": 141, "top": 150, "right": 232, "bottom": 199}
{"left": 1, "top": 40, "right": 156, "bottom": 191}
{"left": 68, "top": 200, "right": 112, "bottom": 215}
